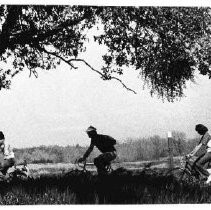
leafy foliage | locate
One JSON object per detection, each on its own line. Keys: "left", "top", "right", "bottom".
{"left": 96, "top": 7, "right": 211, "bottom": 100}
{"left": 1, "top": 5, "right": 211, "bottom": 100}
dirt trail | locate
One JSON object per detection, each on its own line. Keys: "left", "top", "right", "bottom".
{"left": 25, "top": 158, "right": 176, "bottom": 177}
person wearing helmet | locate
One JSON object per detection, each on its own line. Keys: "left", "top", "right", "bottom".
{"left": 78, "top": 126, "right": 117, "bottom": 175}
{"left": 187, "top": 124, "right": 211, "bottom": 183}
{"left": 0, "top": 131, "right": 15, "bottom": 176}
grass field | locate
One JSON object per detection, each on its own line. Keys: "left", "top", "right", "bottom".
{"left": 1, "top": 157, "right": 210, "bottom": 205}
{"left": 1, "top": 167, "right": 211, "bottom": 204}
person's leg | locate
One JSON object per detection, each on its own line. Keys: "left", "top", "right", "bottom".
{"left": 102, "top": 151, "right": 117, "bottom": 165}
{"left": 94, "top": 154, "right": 106, "bottom": 174}
{"left": 193, "top": 154, "right": 204, "bottom": 167}
{"left": 94, "top": 152, "right": 117, "bottom": 175}
{"left": 195, "top": 153, "right": 211, "bottom": 177}
{"left": 191, "top": 154, "right": 205, "bottom": 178}
{"left": 1, "top": 160, "right": 11, "bottom": 175}
{"left": 0, "top": 158, "right": 15, "bottom": 175}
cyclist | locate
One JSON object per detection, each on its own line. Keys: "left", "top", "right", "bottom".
{"left": 78, "top": 126, "right": 117, "bottom": 175}
{"left": 187, "top": 124, "right": 211, "bottom": 184}
{"left": 0, "top": 131, "right": 15, "bottom": 176}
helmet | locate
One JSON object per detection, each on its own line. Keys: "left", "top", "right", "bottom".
{"left": 86, "top": 126, "right": 97, "bottom": 133}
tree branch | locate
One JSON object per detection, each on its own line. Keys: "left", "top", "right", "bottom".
{"left": 37, "top": 46, "right": 137, "bottom": 94}
{"left": 38, "top": 46, "right": 77, "bottom": 69}
{"left": 70, "top": 58, "right": 137, "bottom": 94}
{"left": 4, "top": 9, "right": 92, "bottom": 55}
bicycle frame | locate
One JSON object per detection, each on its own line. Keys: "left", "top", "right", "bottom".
{"left": 167, "top": 155, "right": 204, "bottom": 182}
{"left": 75, "top": 159, "right": 113, "bottom": 174}
{"left": 76, "top": 159, "right": 88, "bottom": 172}
{"left": 182, "top": 156, "right": 200, "bottom": 178}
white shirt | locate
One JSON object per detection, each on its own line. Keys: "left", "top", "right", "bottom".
{"left": 1, "top": 140, "right": 15, "bottom": 159}
{"left": 207, "top": 139, "right": 211, "bottom": 153}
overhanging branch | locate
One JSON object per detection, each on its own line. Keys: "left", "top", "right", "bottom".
{"left": 40, "top": 48, "right": 137, "bottom": 94}
{"left": 39, "top": 47, "right": 77, "bottom": 69}
{"left": 70, "top": 59, "right": 137, "bottom": 94}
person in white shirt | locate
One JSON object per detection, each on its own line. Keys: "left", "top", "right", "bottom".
{"left": 0, "top": 131, "right": 15, "bottom": 175}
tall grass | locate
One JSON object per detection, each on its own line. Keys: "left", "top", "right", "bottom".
{"left": 0, "top": 169, "right": 211, "bottom": 204}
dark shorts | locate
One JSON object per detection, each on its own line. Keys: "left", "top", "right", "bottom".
{"left": 94, "top": 151, "right": 117, "bottom": 167}
{"left": 0, "top": 158, "right": 15, "bottom": 175}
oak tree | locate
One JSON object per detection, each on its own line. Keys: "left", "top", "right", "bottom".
{"left": 0, "top": 5, "right": 211, "bottom": 101}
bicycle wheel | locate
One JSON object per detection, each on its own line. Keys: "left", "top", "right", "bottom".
{"left": 165, "top": 167, "right": 181, "bottom": 176}
{"left": 166, "top": 167, "right": 193, "bottom": 182}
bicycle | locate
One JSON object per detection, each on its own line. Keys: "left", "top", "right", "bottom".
{"left": 64, "top": 159, "right": 94, "bottom": 178}
{"left": 0, "top": 163, "right": 30, "bottom": 182}
{"left": 64, "top": 158, "right": 113, "bottom": 176}
{"left": 76, "top": 159, "right": 89, "bottom": 173}
{"left": 165, "top": 155, "right": 209, "bottom": 183}
{"left": 76, "top": 159, "right": 113, "bottom": 174}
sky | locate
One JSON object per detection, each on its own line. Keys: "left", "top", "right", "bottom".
{"left": 1, "top": 41, "right": 211, "bottom": 148}
{"left": 1, "top": 2, "right": 211, "bottom": 148}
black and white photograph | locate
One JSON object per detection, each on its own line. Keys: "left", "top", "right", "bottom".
{"left": 0, "top": 0, "right": 211, "bottom": 205}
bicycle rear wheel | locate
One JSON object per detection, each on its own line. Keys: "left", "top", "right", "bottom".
{"left": 166, "top": 167, "right": 193, "bottom": 183}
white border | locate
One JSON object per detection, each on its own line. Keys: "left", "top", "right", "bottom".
{"left": 1, "top": 0, "right": 211, "bottom": 6}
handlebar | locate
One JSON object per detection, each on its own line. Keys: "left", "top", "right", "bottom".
{"left": 180, "top": 155, "right": 197, "bottom": 166}
{"left": 184, "top": 154, "right": 196, "bottom": 160}
{"left": 184, "top": 155, "right": 191, "bottom": 160}
{"left": 75, "top": 159, "right": 87, "bottom": 172}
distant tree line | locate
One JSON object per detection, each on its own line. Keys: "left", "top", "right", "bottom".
{"left": 12, "top": 131, "right": 199, "bottom": 164}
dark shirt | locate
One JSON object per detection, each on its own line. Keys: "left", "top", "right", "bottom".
{"left": 91, "top": 134, "right": 116, "bottom": 153}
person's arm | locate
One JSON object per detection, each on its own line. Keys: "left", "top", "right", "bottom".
{"left": 82, "top": 144, "right": 94, "bottom": 160}
{"left": 3, "top": 143, "right": 10, "bottom": 156}
{"left": 78, "top": 144, "right": 94, "bottom": 162}
{"left": 188, "top": 133, "right": 210, "bottom": 157}
{"left": 189, "top": 143, "right": 202, "bottom": 156}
